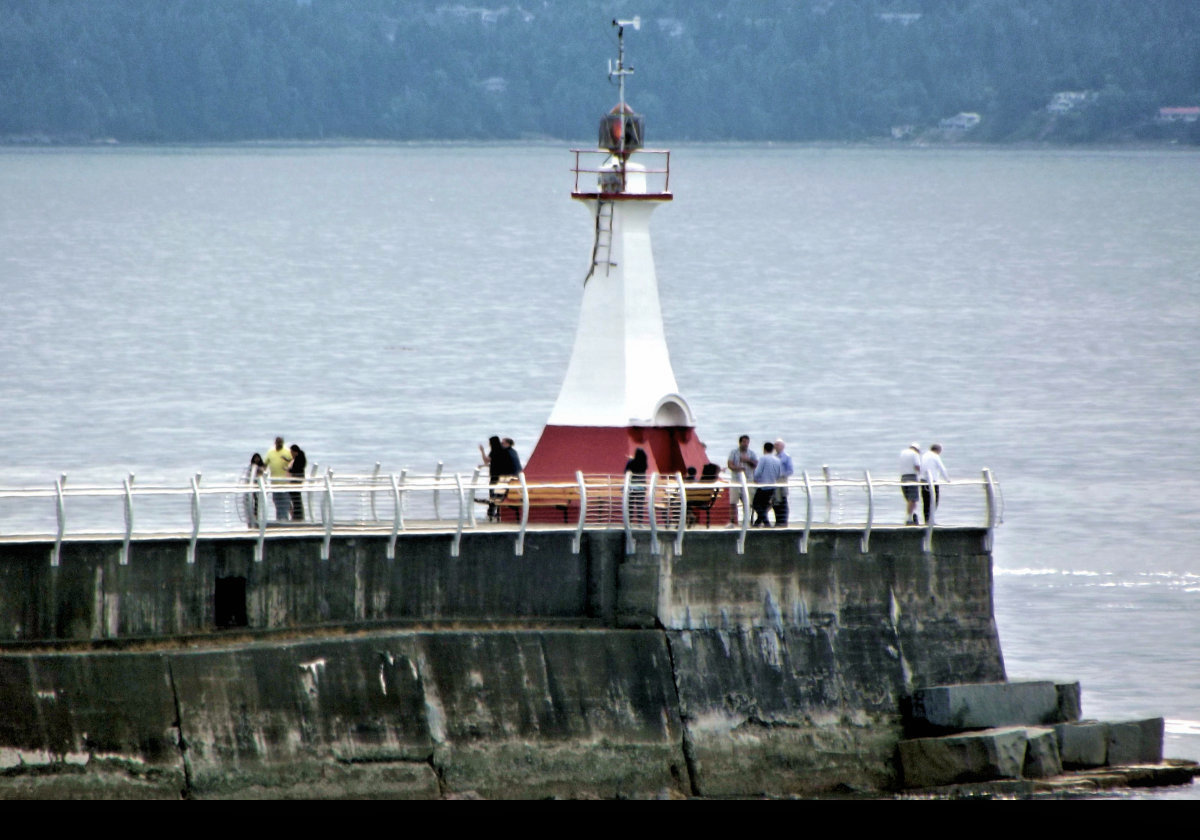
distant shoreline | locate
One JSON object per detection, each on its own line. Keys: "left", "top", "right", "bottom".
{"left": 3, "top": 135, "right": 1198, "bottom": 153}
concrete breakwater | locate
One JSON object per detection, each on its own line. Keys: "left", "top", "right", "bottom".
{"left": 0, "top": 527, "right": 1002, "bottom": 798}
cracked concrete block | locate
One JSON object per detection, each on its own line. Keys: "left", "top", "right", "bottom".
{"left": 1055, "top": 721, "right": 1109, "bottom": 768}
{"left": 1106, "top": 718, "right": 1163, "bottom": 766}
{"left": 898, "top": 726, "right": 1029, "bottom": 788}
{"left": 909, "top": 681, "right": 1061, "bottom": 732}
{"left": 1021, "top": 727, "right": 1062, "bottom": 778}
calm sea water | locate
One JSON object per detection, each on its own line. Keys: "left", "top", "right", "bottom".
{"left": 1, "top": 143, "right": 1198, "bottom": 795}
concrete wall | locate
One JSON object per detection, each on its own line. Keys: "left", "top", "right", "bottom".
{"left": 0, "top": 527, "right": 1003, "bottom": 798}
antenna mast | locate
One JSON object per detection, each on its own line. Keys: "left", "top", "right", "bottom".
{"left": 609, "top": 17, "right": 640, "bottom": 159}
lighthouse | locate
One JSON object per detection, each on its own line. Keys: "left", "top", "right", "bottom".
{"left": 523, "top": 20, "right": 713, "bottom": 482}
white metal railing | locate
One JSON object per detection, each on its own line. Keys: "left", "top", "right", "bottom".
{"left": 570, "top": 149, "right": 672, "bottom": 195}
{"left": 0, "top": 467, "right": 1002, "bottom": 563}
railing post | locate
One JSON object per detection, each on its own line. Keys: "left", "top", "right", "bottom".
{"left": 737, "top": 472, "right": 749, "bottom": 555}
{"left": 922, "top": 477, "right": 935, "bottom": 554}
{"left": 397, "top": 468, "right": 408, "bottom": 532}
{"left": 861, "top": 469, "right": 873, "bottom": 554}
{"left": 823, "top": 465, "right": 832, "bottom": 522}
{"left": 188, "top": 472, "right": 201, "bottom": 565}
{"left": 673, "top": 471, "right": 686, "bottom": 557}
{"left": 572, "top": 470, "right": 586, "bottom": 555}
{"left": 622, "top": 471, "right": 634, "bottom": 555}
{"left": 982, "top": 467, "right": 997, "bottom": 551}
{"left": 52, "top": 473, "right": 66, "bottom": 568}
{"left": 255, "top": 476, "right": 267, "bottom": 563}
{"left": 370, "top": 462, "right": 381, "bottom": 521}
{"left": 120, "top": 472, "right": 134, "bottom": 566}
{"left": 515, "top": 472, "right": 529, "bottom": 556}
{"left": 799, "top": 470, "right": 813, "bottom": 555}
{"left": 387, "top": 473, "right": 401, "bottom": 560}
{"left": 321, "top": 469, "right": 334, "bottom": 561}
{"left": 451, "top": 473, "right": 464, "bottom": 558}
{"left": 432, "top": 461, "right": 444, "bottom": 520}
{"left": 468, "top": 468, "right": 480, "bottom": 528}
{"left": 647, "top": 472, "right": 660, "bottom": 555}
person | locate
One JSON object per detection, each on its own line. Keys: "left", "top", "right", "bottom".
{"left": 752, "top": 442, "right": 783, "bottom": 527}
{"left": 479, "top": 436, "right": 515, "bottom": 521}
{"left": 625, "top": 447, "right": 649, "bottom": 525}
{"left": 899, "top": 442, "right": 922, "bottom": 525}
{"left": 243, "top": 453, "right": 267, "bottom": 527}
{"left": 288, "top": 444, "right": 308, "bottom": 521}
{"left": 773, "top": 439, "right": 794, "bottom": 527}
{"left": 502, "top": 438, "right": 522, "bottom": 474}
{"left": 919, "top": 443, "right": 951, "bottom": 524}
{"left": 726, "top": 435, "right": 758, "bottom": 525}
{"left": 263, "top": 436, "right": 294, "bottom": 521}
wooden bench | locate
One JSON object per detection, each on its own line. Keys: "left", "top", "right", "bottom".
{"left": 656, "top": 483, "right": 726, "bottom": 527}
{"left": 494, "top": 479, "right": 581, "bottom": 523}
{"left": 683, "top": 483, "right": 725, "bottom": 527}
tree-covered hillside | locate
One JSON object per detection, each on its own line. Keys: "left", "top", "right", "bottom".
{"left": 2, "top": 0, "right": 1198, "bottom": 144}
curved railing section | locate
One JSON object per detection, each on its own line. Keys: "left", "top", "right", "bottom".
{"left": 0, "top": 467, "right": 1003, "bottom": 562}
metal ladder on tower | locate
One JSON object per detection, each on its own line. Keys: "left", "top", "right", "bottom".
{"left": 584, "top": 199, "right": 616, "bottom": 284}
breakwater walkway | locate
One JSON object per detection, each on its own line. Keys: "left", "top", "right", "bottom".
{"left": 0, "top": 470, "right": 1005, "bottom": 798}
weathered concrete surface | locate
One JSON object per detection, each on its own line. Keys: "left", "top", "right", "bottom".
{"left": 0, "top": 527, "right": 1005, "bottom": 797}
{"left": 910, "top": 681, "right": 1066, "bottom": 733}
{"left": 1056, "top": 721, "right": 1109, "bottom": 768}
{"left": 0, "top": 630, "right": 687, "bottom": 799}
{"left": 898, "top": 727, "right": 1030, "bottom": 788}
{"left": 650, "top": 528, "right": 1003, "bottom": 796}
{"left": 0, "top": 532, "right": 591, "bottom": 642}
{"left": 1106, "top": 718, "right": 1164, "bottom": 766}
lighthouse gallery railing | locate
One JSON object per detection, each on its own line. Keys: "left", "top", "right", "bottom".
{"left": 0, "top": 468, "right": 1002, "bottom": 564}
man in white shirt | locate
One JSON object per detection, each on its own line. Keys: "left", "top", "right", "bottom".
{"left": 727, "top": 435, "right": 758, "bottom": 525}
{"left": 774, "top": 439, "right": 794, "bottom": 526}
{"left": 899, "top": 442, "right": 922, "bottom": 525}
{"left": 919, "top": 443, "right": 951, "bottom": 525}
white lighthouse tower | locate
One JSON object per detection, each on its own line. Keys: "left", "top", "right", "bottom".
{"left": 523, "top": 20, "right": 713, "bottom": 481}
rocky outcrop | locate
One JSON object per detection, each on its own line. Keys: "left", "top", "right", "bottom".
{"left": 898, "top": 680, "right": 1178, "bottom": 793}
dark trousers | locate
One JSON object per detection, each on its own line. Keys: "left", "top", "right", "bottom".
{"left": 772, "top": 489, "right": 789, "bottom": 526}
{"left": 921, "top": 484, "right": 941, "bottom": 524}
{"left": 752, "top": 488, "right": 774, "bottom": 526}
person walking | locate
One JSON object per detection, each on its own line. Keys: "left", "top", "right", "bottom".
{"left": 919, "top": 443, "right": 951, "bottom": 524}
{"left": 899, "top": 442, "right": 922, "bottom": 525}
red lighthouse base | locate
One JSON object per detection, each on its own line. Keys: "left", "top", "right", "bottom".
{"left": 500, "top": 426, "right": 732, "bottom": 527}
{"left": 523, "top": 424, "right": 713, "bottom": 481}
